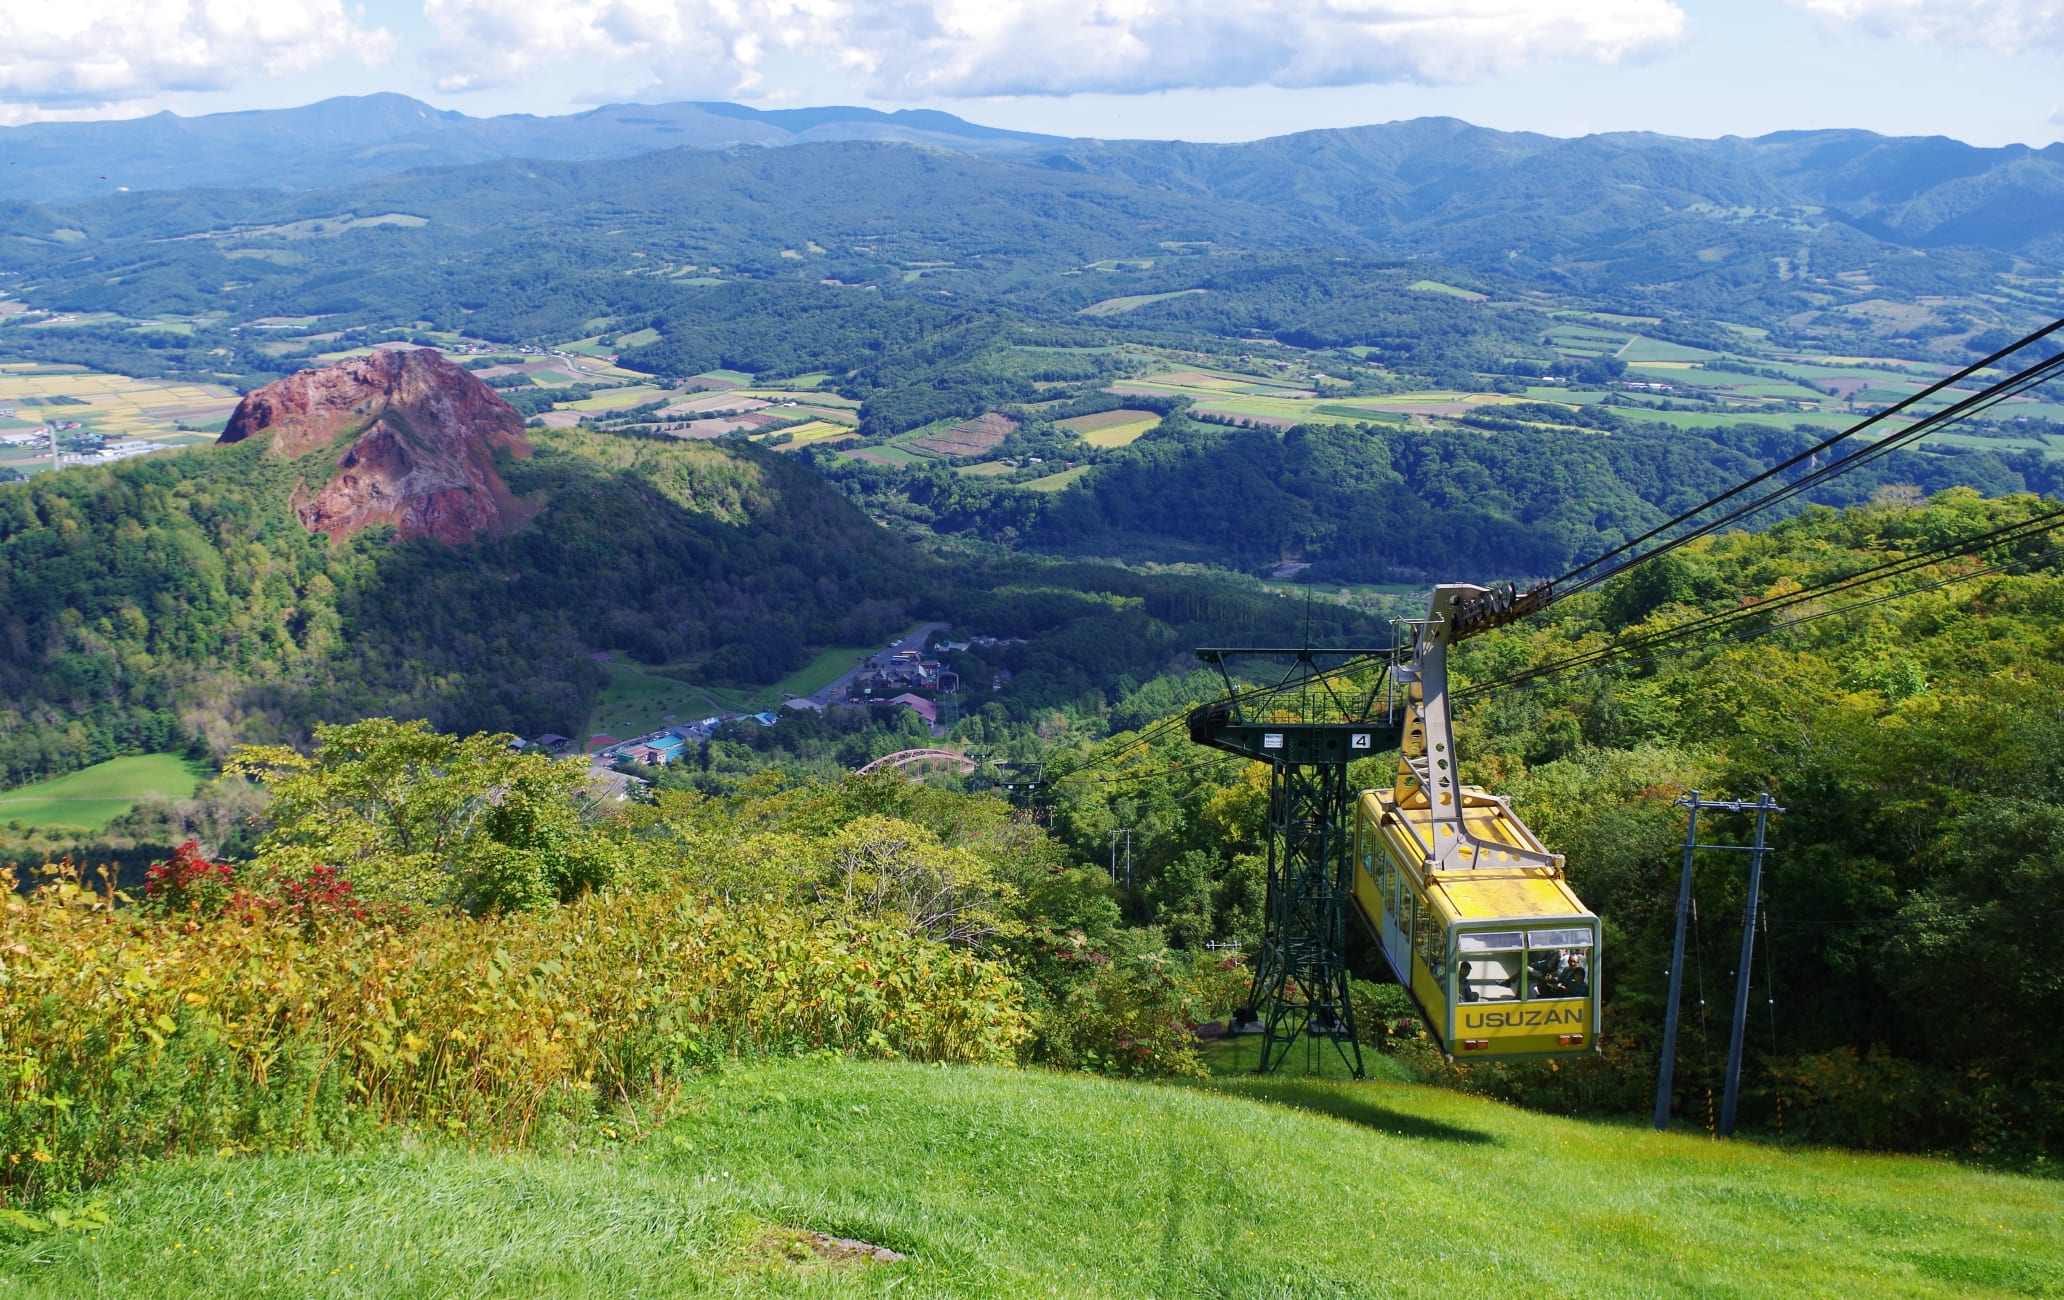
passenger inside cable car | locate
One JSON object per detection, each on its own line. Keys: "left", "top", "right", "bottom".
{"left": 1454, "top": 929, "right": 1593, "bottom": 1005}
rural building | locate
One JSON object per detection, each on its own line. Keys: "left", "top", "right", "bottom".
{"left": 888, "top": 693, "right": 939, "bottom": 726}
{"left": 624, "top": 734, "right": 688, "bottom": 765}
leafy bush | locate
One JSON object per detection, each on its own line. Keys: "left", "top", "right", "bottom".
{"left": 0, "top": 866, "right": 1027, "bottom": 1200}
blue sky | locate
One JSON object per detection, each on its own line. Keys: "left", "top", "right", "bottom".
{"left": 2, "top": 0, "right": 2058, "bottom": 146}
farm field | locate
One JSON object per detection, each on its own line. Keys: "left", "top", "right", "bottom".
{"left": 1022, "top": 464, "right": 1093, "bottom": 491}
{"left": 1058, "top": 408, "right": 1160, "bottom": 447}
{"left": 561, "top": 384, "right": 673, "bottom": 412}
{"left": 839, "top": 443, "right": 929, "bottom": 467}
{"left": 1406, "top": 279, "right": 1487, "bottom": 300}
{"left": 0, "top": 364, "right": 237, "bottom": 474}
{"left": 1078, "top": 287, "right": 1208, "bottom": 315}
{"left": 9, "top": 1056, "right": 2059, "bottom": 1298}
{"left": 0, "top": 754, "right": 206, "bottom": 830}
{"left": 759, "top": 420, "right": 855, "bottom": 450}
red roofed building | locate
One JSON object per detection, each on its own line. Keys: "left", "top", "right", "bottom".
{"left": 888, "top": 693, "right": 938, "bottom": 726}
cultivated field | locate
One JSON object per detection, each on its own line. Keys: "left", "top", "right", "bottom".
{"left": 1057, "top": 408, "right": 1160, "bottom": 447}
{"left": 1078, "top": 287, "right": 1208, "bottom": 316}
{"left": 1022, "top": 464, "right": 1093, "bottom": 492}
{"left": 0, "top": 755, "right": 206, "bottom": 830}
{"left": 759, "top": 421, "right": 856, "bottom": 450}
{"left": 0, "top": 364, "right": 235, "bottom": 475}
{"left": 912, "top": 412, "right": 1018, "bottom": 458}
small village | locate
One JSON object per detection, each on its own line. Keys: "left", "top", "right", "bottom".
{"left": 544, "top": 630, "right": 1013, "bottom": 792}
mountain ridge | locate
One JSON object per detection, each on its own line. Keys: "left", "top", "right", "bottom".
{"left": 3, "top": 95, "right": 2058, "bottom": 269}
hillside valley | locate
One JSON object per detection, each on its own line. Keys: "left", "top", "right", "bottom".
{"left": 5, "top": 91, "right": 2064, "bottom": 1262}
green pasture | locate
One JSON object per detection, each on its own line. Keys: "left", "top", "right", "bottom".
{"left": 10, "top": 1056, "right": 2060, "bottom": 1298}
{"left": 1022, "top": 464, "right": 1093, "bottom": 492}
{"left": 663, "top": 645, "right": 881, "bottom": 714}
{"left": 0, "top": 754, "right": 206, "bottom": 830}
{"left": 1618, "top": 336, "right": 1721, "bottom": 363}
{"left": 586, "top": 660, "right": 722, "bottom": 742}
{"left": 1311, "top": 403, "right": 1409, "bottom": 425}
{"left": 1405, "top": 279, "right": 1486, "bottom": 300}
{"left": 745, "top": 389, "right": 859, "bottom": 409}
{"left": 955, "top": 460, "right": 1017, "bottom": 476}
{"left": 839, "top": 444, "right": 928, "bottom": 467}
{"left": 1059, "top": 409, "right": 1161, "bottom": 447}
{"left": 590, "top": 644, "right": 881, "bottom": 738}
{"left": 564, "top": 385, "right": 670, "bottom": 412}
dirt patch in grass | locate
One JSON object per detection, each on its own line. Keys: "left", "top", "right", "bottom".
{"left": 754, "top": 1227, "right": 907, "bottom": 1269}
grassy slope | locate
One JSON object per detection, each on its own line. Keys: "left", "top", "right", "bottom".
{"left": 7, "top": 1058, "right": 2059, "bottom": 1298}
{"left": 0, "top": 755, "right": 204, "bottom": 830}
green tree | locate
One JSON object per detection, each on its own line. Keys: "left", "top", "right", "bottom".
{"left": 227, "top": 718, "right": 623, "bottom": 911}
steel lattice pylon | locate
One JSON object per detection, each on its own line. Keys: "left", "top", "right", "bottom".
{"left": 1189, "top": 645, "right": 1401, "bottom": 1076}
{"left": 1250, "top": 760, "right": 1360, "bottom": 1074}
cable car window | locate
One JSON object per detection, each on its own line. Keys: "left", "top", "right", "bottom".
{"left": 1413, "top": 896, "right": 1444, "bottom": 985}
{"left": 1455, "top": 933, "right": 1521, "bottom": 1003}
{"left": 1526, "top": 930, "right": 1595, "bottom": 1000}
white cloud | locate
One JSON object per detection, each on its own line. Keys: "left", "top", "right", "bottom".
{"left": 421, "top": 0, "right": 1688, "bottom": 100}
{"left": 1788, "top": 0, "right": 2064, "bottom": 51}
{"left": 0, "top": 0, "right": 394, "bottom": 114}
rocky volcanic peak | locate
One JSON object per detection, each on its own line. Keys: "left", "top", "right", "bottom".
{"left": 220, "top": 348, "right": 534, "bottom": 544}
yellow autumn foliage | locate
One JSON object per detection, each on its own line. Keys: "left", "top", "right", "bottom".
{"left": 0, "top": 869, "right": 1027, "bottom": 1200}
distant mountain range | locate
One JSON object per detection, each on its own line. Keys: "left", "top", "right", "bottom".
{"left": 0, "top": 95, "right": 1068, "bottom": 200}
{"left": 3, "top": 94, "right": 2059, "bottom": 269}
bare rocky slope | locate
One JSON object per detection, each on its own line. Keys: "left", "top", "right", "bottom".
{"left": 219, "top": 347, "right": 534, "bottom": 544}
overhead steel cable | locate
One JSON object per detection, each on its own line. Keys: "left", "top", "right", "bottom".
{"left": 1546, "top": 316, "right": 2064, "bottom": 600}
{"left": 1518, "top": 538, "right": 2064, "bottom": 692}
{"left": 1454, "top": 512, "right": 2064, "bottom": 700}
{"left": 1459, "top": 510, "right": 2064, "bottom": 697}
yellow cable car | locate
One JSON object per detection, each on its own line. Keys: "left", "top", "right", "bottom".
{"left": 1350, "top": 583, "right": 1601, "bottom": 1060}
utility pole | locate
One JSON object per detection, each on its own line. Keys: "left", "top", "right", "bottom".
{"left": 1720, "top": 793, "right": 1781, "bottom": 1137}
{"left": 1655, "top": 791, "right": 1784, "bottom": 1135}
{"left": 1107, "top": 826, "right": 1134, "bottom": 891}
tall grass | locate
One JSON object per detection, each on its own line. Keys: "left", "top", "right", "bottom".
{"left": 0, "top": 870, "right": 1026, "bottom": 1200}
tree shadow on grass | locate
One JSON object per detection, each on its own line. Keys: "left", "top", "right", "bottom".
{"left": 1179, "top": 1077, "right": 1500, "bottom": 1146}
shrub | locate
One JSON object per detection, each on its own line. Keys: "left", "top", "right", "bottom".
{"left": 140, "top": 841, "right": 234, "bottom": 916}
{"left": 0, "top": 868, "right": 1027, "bottom": 1200}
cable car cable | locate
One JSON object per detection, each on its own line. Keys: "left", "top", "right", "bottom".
{"left": 1454, "top": 509, "right": 2064, "bottom": 699}
{"left": 1456, "top": 536, "right": 2064, "bottom": 703}
{"left": 1546, "top": 350, "right": 2064, "bottom": 604}
{"left": 1546, "top": 316, "right": 2064, "bottom": 597}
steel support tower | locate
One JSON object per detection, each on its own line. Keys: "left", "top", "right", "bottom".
{"left": 1189, "top": 647, "right": 1402, "bottom": 1076}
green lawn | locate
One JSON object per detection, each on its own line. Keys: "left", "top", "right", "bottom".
{"left": 0, "top": 755, "right": 206, "bottom": 830}
{"left": 587, "top": 660, "right": 728, "bottom": 741}
{"left": 6, "top": 1057, "right": 2058, "bottom": 1297}
{"left": 589, "top": 643, "right": 884, "bottom": 739}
